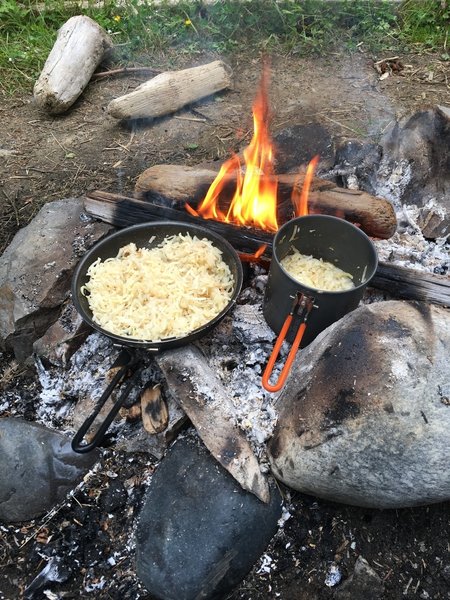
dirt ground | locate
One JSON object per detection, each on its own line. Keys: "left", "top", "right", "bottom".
{"left": 1, "top": 49, "right": 450, "bottom": 600}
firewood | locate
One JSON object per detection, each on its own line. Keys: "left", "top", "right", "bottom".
{"left": 33, "top": 16, "right": 113, "bottom": 114}
{"left": 140, "top": 385, "right": 169, "bottom": 435}
{"left": 134, "top": 163, "right": 335, "bottom": 201}
{"left": 83, "top": 190, "right": 450, "bottom": 308}
{"left": 107, "top": 61, "right": 233, "bottom": 120}
{"left": 84, "top": 190, "right": 274, "bottom": 250}
{"left": 134, "top": 164, "right": 397, "bottom": 239}
{"left": 156, "top": 345, "right": 270, "bottom": 503}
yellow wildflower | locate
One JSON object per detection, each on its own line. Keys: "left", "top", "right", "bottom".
{"left": 113, "top": 15, "right": 121, "bottom": 22}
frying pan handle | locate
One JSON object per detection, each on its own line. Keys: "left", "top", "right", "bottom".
{"left": 262, "top": 293, "right": 314, "bottom": 393}
{"left": 71, "top": 349, "right": 141, "bottom": 453}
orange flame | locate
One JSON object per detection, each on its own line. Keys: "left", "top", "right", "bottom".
{"left": 291, "top": 155, "right": 320, "bottom": 217}
{"left": 188, "top": 65, "right": 278, "bottom": 232}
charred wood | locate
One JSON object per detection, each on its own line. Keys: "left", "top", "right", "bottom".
{"left": 83, "top": 191, "right": 450, "bottom": 308}
{"left": 140, "top": 385, "right": 169, "bottom": 435}
{"left": 371, "top": 263, "right": 450, "bottom": 307}
{"left": 84, "top": 190, "right": 274, "bottom": 251}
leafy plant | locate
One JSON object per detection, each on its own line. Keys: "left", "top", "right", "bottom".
{"left": 0, "top": 0, "right": 449, "bottom": 95}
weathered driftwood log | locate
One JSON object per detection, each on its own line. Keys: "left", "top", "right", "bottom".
{"left": 83, "top": 190, "right": 450, "bottom": 308}
{"left": 33, "top": 16, "right": 113, "bottom": 114}
{"left": 107, "top": 60, "right": 233, "bottom": 120}
{"left": 156, "top": 345, "right": 270, "bottom": 503}
{"left": 134, "top": 164, "right": 397, "bottom": 239}
{"left": 267, "top": 300, "right": 450, "bottom": 508}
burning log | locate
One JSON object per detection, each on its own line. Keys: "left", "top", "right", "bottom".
{"left": 33, "top": 16, "right": 113, "bottom": 114}
{"left": 107, "top": 61, "right": 233, "bottom": 120}
{"left": 83, "top": 190, "right": 450, "bottom": 308}
{"left": 84, "top": 190, "right": 274, "bottom": 251}
{"left": 156, "top": 345, "right": 270, "bottom": 503}
{"left": 134, "top": 164, "right": 397, "bottom": 239}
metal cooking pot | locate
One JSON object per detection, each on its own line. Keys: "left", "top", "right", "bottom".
{"left": 262, "top": 215, "right": 378, "bottom": 392}
{"left": 71, "top": 221, "right": 243, "bottom": 452}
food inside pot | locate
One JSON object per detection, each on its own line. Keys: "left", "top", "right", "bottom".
{"left": 81, "top": 233, "right": 234, "bottom": 340}
{"left": 280, "top": 248, "right": 354, "bottom": 292}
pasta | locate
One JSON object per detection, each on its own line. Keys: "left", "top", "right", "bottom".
{"left": 280, "top": 248, "right": 354, "bottom": 292}
{"left": 81, "top": 233, "right": 234, "bottom": 340}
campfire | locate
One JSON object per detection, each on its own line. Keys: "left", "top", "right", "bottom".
{"left": 1, "top": 40, "right": 450, "bottom": 600}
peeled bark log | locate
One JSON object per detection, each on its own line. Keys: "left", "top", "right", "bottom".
{"left": 107, "top": 60, "right": 233, "bottom": 120}
{"left": 33, "top": 16, "right": 113, "bottom": 114}
{"left": 134, "top": 164, "right": 397, "bottom": 239}
{"left": 134, "top": 164, "right": 336, "bottom": 202}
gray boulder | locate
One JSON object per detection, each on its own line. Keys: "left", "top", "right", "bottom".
{"left": 136, "top": 433, "right": 282, "bottom": 600}
{"left": 0, "top": 198, "right": 110, "bottom": 361}
{"left": 0, "top": 418, "right": 99, "bottom": 523}
{"left": 268, "top": 300, "right": 450, "bottom": 508}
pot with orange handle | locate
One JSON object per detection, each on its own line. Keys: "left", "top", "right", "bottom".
{"left": 262, "top": 215, "right": 378, "bottom": 393}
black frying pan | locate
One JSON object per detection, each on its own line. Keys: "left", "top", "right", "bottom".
{"left": 71, "top": 221, "right": 243, "bottom": 452}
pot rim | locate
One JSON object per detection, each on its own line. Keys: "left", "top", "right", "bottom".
{"left": 272, "top": 214, "right": 378, "bottom": 295}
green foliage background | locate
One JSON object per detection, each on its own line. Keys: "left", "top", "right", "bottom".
{"left": 0, "top": 0, "right": 449, "bottom": 94}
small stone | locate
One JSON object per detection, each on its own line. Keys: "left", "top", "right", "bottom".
{"left": 135, "top": 433, "right": 282, "bottom": 600}
{"left": 334, "top": 556, "right": 384, "bottom": 600}
{"left": 0, "top": 417, "right": 99, "bottom": 523}
{"left": 417, "top": 198, "right": 450, "bottom": 239}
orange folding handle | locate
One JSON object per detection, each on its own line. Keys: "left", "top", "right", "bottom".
{"left": 262, "top": 294, "right": 314, "bottom": 393}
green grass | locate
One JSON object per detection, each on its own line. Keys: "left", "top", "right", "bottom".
{"left": 1, "top": 0, "right": 449, "bottom": 95}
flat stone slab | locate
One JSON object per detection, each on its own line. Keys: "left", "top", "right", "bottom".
{"left": 135, "top": 433, "right": 282, "bottom": 600}
{"left": 268, "top": 300, "right": 450, "bottom": 509}
{"left": 0, "top": 418, "right": 99, "bottom": 523}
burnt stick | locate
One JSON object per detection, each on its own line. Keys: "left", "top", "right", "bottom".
{"left": 84, "top": 190, "right": 450, "bottom": 307}
{"left": 84, "top": 190, "right": 274, "bottom": 253}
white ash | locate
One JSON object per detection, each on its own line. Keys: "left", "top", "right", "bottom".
{"left": 35, "top": 333, "right": 120, "bottom": 428}
{"left": 374, "top": 225, "right": 449, "bottom": 273}
{"left": 345, "top": 155, "right": 449, "bottom": 273}
{"left": 256, "top": 553, "right": 276, "bottom": 575}
{"left": 325, "top": 563, "right": 342, "bottom": 587}
{"left": 199, "top": 273, "right": 284, "bottom": 452}
{"left": 375, "top": 158, "right": 413, "bottom": 210}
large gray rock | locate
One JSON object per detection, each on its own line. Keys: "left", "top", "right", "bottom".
{"left": 136, "top": 433, "right": 282, "bottom": 600}
{"left": 0, "top": 418, "right": 99, "bottom": 523}
{"left": 268, "top": 300, "right": 450, "bottom": 508}
{"left": 0, "top": 198, "right": 111, "bottom": 361}
{"left": 377, "top": 107, "right": 450, "bottom": 217}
